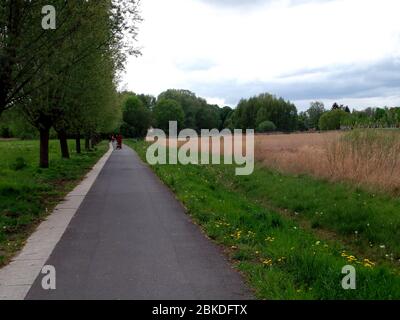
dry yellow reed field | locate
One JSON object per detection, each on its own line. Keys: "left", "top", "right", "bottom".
{"left": 254, "top": 131, "right": 340, "bottom": 178}
{"left": 255, "top": 130, "right": 400, "bottom": 195}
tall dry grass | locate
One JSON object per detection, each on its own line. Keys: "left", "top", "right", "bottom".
{"left": 325, "top": 130, "right": 400, "bottom": 193}
{"left": 255, "top": 130, "right": 400, "bottom": 195}
{"left": 148, "top": 129, "right": 400, "bottom": 194}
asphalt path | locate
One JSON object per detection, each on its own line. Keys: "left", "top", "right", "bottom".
{"left": 26, "top": 145, "right": 252, "bottom": 300}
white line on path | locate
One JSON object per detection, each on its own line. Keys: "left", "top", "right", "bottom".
{"left": 0, "top": 143, "right": 113, "bottom": 300}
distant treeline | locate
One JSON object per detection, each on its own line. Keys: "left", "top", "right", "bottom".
{"left": 3, "top": 85, "right": 400, "bottom": 145}
{"left": 119, "top": 90, "right": 299, "bottom": 138}
{"left": 299, "top": 102, "right": 400, "bottom": 131}
{"left": 118, "top": 90, "right": 400, "bottom": 138}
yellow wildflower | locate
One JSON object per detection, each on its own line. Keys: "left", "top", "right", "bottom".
{"left": 265, "top": 236, "right": 275, "bottom": 242}
{"left": 262, "top": 259, "right": 273, "bottom": 266}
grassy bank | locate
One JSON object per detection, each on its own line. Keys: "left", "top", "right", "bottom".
{"left": 218, "top": 166, "right": 400, "bottom": 264}
{"left": 128, "top": 140, "right": 400, "bottom": 299}
{"left": 0, "top": 140, "right": 108, "bottom": 267}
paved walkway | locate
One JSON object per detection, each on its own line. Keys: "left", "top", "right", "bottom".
{"left": 26, "top": 145, "right": 252, "bottom": 300}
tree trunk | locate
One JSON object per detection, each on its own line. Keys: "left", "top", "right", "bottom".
{"left": 75, "top": 133, "right": 81, "bottom": 154}
{"left": 0, "top": 78, "right": 9, "bottom": 117}
{"left": 58, "top": 130, "right": 70, "bottom": 159}
{"left": 85, "top": 135, "right": 91, "bottom": 151}
{"left": 0, "top": 1, "right": 21, "bottom": 116}
{"left": 39, "top": 128, "right": 50, "bottom": 168}
{"left": 91, "top": 137, "right": 96, "bottom": 148}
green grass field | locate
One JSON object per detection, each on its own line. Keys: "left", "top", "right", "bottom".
{"left": 128, "top": 140, "right": 400, "bottom": 299}
{"left": 216, "top": 165, "right": 400, "bottom": 265}
{"left": 0, "top": 140, "right": 108, "bottom": 267}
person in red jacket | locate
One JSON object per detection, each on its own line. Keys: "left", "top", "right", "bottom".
{"left": 116, "top": 134, "right": 123, "bottom": 150}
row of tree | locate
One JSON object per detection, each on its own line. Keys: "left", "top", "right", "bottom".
{"left": 119, "top": 89, "right": 400, "bottom": 138}
{"left": 119, "top": 89, "right": 234, "bottom": 137}
{"left": 0, "top": 1, "right": 141, "bottom": 167}
{"left": 230, "top": 93, "right": 298, "bottom": 132}
{"left": 119, "top": 90, "right": 300, "bottom": 137}
{"left": 299, "top": 102, "right": 400, "bottom": 131}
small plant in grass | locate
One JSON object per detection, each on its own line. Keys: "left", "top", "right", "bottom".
{"left": 10, "top": 157, "right": 28, "bottom": 171}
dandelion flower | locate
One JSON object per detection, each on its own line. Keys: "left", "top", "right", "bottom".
{"left": 262, "top": 259, "right": 273, "bottom": 266}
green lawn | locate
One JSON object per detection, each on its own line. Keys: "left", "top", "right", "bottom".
{"left": 128, "top": 140, "right": 400, "bottom": 299}
{"left": 0, "top": 139, "right": 108, "bottom": 266}
{"left": 218, "top": 165, "right": 400, "bottom": 264}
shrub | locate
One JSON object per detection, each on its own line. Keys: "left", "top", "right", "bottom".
{"left": 257, "top": 120, "right": 277, "bottom": 133}
{"left": 319, "top": 109, "right": 348, "bottom": 130}
{"left": 10, "top": 157, "right": 28, "bottom": 171}
{"left": 0, "top": 126, "right": 11, "bottom": 138}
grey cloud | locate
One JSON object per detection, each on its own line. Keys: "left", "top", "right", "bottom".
{"left": 176, "top": 58, "right": 216, "bottom": 71}
{"left": 196, "top": 0, "right": 334, "bottom": 8}
{"left": 188, "top": 58, "right": 400, "bottom": 107}
{"left": 196, "top": 0, "right": 271, "bottom": 7}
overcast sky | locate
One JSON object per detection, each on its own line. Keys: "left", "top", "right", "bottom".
{"left": 122, "top": 0, "right": 400, "bottom": 111}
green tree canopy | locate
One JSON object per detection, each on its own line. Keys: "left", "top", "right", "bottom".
{"left": 319, "top": 109, "right": 348, "bottom": 130}
{"left": 121, "top": 96, "right": 151, "bottom": 138}
{"left": 153, "top": 99, "right": 185, "bottom": 134}
{"left": 158, "top": 89, "right": 200, "bottom": 129}
{"left": 157, "top": 89, "right": 222, "bottom": 131}
{"left": 306, "top": 101, "right": 325, "bottom": 130}
{"left": 219, "top": 106, "right": 234, "bottom": 130}
{"left": 232, "top": 93, "right": 297, "bottom": 131}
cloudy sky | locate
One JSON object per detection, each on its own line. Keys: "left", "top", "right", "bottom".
{"left": 122, "top": 0, "right": 400, "bottom": 111}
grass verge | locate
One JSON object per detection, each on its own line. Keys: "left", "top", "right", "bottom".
{"left": 0, "top": 140, "right": 108, "bottom": 267}
{"left": 128, "top": 139, "right": 400, "bottom": 299}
